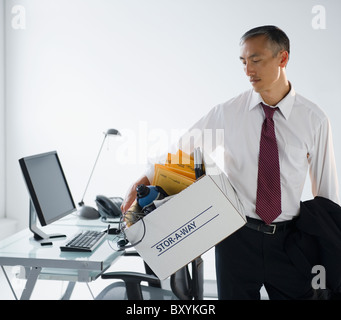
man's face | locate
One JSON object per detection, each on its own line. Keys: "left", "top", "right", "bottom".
{"left": 239, "top": 35, "right": 286, "bottom": 94}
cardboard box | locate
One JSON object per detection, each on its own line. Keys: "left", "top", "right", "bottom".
{"left": 125, "top": 154, "right": 246, "bottom": 280}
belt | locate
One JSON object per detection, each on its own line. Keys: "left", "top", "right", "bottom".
{"left": 245, "top": 217, "right": 296, "bottom": 235}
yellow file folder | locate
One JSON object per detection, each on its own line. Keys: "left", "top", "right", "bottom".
{"left": 152, "top": 164, "right": 195, "bottom": 196}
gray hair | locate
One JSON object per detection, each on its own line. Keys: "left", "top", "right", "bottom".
{"left": 240, "top": 25, "right": 290, "bottom": 58}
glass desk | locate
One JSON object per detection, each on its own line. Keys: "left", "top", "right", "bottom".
{"left": 0, "top": 215, "right": 124, "bottom": 300}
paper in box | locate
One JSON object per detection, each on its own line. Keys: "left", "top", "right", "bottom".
{"left": 152, "top": 164, "right": 195, "bottom": 195}
{"left": 125, "top": 153, "right": 246, "bottom": 280}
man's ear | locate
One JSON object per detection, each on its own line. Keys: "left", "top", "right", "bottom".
{"left": 279, "top": 50, "right": 289, "bottom": 68}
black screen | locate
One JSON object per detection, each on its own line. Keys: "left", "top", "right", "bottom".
{"left": 19, "top": 151, "right": 76, "bottom": 226}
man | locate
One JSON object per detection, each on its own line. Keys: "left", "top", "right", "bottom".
{"left": 121, "top": 26, "right": 339, "bottom": 299}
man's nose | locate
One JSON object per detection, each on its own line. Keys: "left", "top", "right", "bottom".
{"left": 244, "top": 62, "right": 255, "bottom": 76}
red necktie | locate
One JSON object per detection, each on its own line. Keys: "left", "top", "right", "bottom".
{"left": 255, "top": 103, "right": 282, "bottom": 224}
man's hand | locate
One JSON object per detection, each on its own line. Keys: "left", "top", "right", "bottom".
{"left": 120, "top": 175, "right": 150, "bottom": 213}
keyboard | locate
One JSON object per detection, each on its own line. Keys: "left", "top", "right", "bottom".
{"left": 60, "top": 230, "right": 106, "bottom": 252}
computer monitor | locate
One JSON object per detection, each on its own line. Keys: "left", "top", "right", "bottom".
{"left": 19, "top": 151, "right": 77, "bottom": 240}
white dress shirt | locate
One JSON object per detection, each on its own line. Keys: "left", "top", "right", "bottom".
{"left": 146, "top": 86, "right": 340, "bottom": 222}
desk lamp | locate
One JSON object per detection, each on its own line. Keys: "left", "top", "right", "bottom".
{"left": 78, "top": 128, "right": 121, "bottom": 219}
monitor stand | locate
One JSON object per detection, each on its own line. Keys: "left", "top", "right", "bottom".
{"left": 29, "top": 201, "right": 66, "bottom": 241}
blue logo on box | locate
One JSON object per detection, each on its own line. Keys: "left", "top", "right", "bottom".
{"left": 151, "top": 205, "right": 219, "bottom": 256}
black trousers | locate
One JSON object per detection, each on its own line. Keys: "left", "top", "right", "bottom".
{"left": 215, "top": 221, "right": 314, "bottom": 300}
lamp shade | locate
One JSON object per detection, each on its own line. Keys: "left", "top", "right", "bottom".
{"left": 106, "top": 129, "right": 121, "bottom": 136}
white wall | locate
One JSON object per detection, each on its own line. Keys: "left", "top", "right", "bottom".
{"left": 4, "top": 0, "right": 341, "bottom": 231}
{"left": 0, "top": 1, "right": 5, "bottom": 219}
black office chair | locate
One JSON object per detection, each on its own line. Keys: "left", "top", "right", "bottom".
{"left": 95, "top": 252, "right": 204, "bottom": 300}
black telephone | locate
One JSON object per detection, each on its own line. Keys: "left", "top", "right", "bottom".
{"left": 95, "top": 195, "right": 123, "bottom": 220}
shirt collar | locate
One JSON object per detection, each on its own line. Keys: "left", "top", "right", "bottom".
{"left": 248, "top": 84, "right": 296, "bottom": 120}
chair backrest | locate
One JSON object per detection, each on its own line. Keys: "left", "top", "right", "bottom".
{"left": 170, "top": 256, "right": 204, "bottom": 300}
